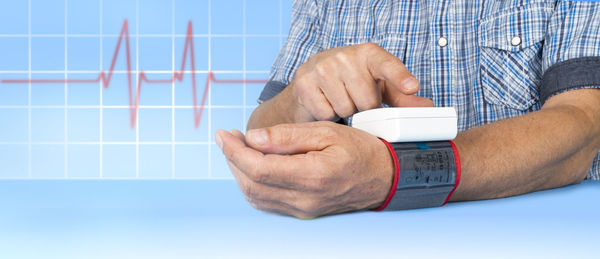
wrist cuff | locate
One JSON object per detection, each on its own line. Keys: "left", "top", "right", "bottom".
{"left": 372, "top": 140, "right": 461, "bottom": 211}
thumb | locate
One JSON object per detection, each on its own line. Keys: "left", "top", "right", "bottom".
{"left": 245, "top": 123, "right": 335, "bottom": 155}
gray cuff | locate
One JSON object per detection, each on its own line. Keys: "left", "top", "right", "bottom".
{"left": 257, "top": 80, "right": 287, "bottom": 104}
{"left": 383, "top": 141, "right": 457, "bottom": 211}
{"left": 541, "top": 57, "right": 600, "bottom": 105}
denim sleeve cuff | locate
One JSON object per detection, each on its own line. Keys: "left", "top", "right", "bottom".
{"left": 257, "top": 80, "right": 287, "bottom": 104}
{"left": 541, "top": 57, "right": 600, "bottom": 105}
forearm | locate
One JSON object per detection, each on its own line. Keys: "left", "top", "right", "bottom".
{"left": 450, "top": 90, "right": 600, "bottom": 201}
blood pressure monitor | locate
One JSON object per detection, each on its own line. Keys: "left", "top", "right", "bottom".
{"left": 347, "top": 107, "right": 461, "bottom": 211}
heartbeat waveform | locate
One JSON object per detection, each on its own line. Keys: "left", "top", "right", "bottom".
{"left": 1, "top": 19, "right": 268, "bottom": 129}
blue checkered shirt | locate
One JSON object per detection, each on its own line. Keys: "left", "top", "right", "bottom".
{"left": 258, "top": 0, "right": 600, "bottom": 180}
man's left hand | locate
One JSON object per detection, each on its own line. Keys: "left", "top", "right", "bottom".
{"left": 215, "top": 121, "right": 394, "bottom": 219}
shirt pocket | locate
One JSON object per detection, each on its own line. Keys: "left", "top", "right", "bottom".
{"left": 478, "top": 4, "right": 552, "bottom": 110}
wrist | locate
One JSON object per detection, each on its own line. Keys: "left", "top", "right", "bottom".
{"left": 279, "top": 83, "right": 314, "bottom": 123}
{"left": 248, "top": 85, "right": 313, "bottom": 129}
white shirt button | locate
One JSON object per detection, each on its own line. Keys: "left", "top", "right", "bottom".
{"left": 511, "top": 36, "right": 522, "bottom": 46}
{"left": 438, "top": 37, "right": 448, "bottom": 47}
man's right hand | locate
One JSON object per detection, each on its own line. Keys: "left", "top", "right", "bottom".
{"left": 286, "top": 42, "right": 434, "bottom": 122}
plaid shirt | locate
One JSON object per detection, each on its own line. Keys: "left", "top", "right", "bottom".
{"left": 259, "top": 0, "right": 600, "bottom": 180}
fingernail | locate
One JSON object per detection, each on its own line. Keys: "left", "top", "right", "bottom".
{"left": 402, "top": 77, "right": 419, "bottom": 92}
{"left": 247, "top": 129, "right": 268, "bottom": 146}
{"left": 215, "top": 132, "right": 223, "bottom": 149}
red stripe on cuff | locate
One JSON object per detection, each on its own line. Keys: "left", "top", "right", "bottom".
{"left": 442, "top": 140, "right": 461, "bottom": 206}
{"left": 371, "top": 138, "right": 400, "bottom": 211}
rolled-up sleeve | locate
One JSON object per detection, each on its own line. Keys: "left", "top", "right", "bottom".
{"left": 258, "top": 0, "right": 323, "bottom": 104}
{"left": 540, "top": 1, "right": 600, "bottom": 105}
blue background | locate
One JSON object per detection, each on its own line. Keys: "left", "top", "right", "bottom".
{"left": 1, "top": 1, "right": 599, "bottom": 258}
{"left": 0, "top": 0, "right": 291, "bottom": 179}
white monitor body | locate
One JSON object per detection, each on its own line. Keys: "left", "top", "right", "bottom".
{"left": 349, "top": 107, "right": 457, "bottom": 142}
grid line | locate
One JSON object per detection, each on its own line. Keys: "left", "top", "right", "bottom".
{"left": 0, "top": 0, "right": 290, "bottom": 179}
{"left": 64, "top": 0, "right": 69, "bottom": 178}
{"left": 171, "top": 0, "right": 176, "bottom": 178}
{"left": 207, "top": 0, "right": 212, "bottom": 179}
{"left": 135, "top": 0, "right": 140, "bottom": 179}
{"left": 99, "top": 0, "right": 104, "bottom": 178}
{"left": 0, "top": 33, "right": 285, "bottom": 37}
{"left": 27, "top": 0, "right": 32, "bottom": 178}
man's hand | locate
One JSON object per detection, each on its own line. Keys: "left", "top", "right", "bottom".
{"left": 215, "top": 121, "right": 394, "bottom": 219}
{"left": 247, "top": 43, "right": 433, "bottom": 129}
{"left": 289, "top": 43, "right": 433, "bottom": 121}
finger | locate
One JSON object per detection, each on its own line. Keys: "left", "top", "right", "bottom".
{"left": 245, "top": 122, "right": 336, "bottom": 154}
{"left": 225, "top": 159, "right": 310, "bottom": 218}
{"left": 364, "top": 44, "right": 420, "bottom": 95}
{"left": 230, "top": 129, "right": 245, "bottom": 142}
{"left": 380, "top": 80, "right": 434, "bottom": 107}
{"left": 385, "top": 91, "right": 435, "bottom": 107}
{"left": 396, "top": 95, "right": 435, "bottom": 107}
{"left": 318, "top": 76, "right": 357, "bottom": 118}
{"left": 228, "top": 159, "right": 325, "bottom": 219}
{"left": 343, "top": 68, "right": 382, "bottom": 111}
{"left": 227, "top": 158, "right": 301, "bottom": 200}
{"left": 248, "top": 193, "right": 364, "bottom": 219}
{"left": 246, "top": 196, "right": 317, "bottom": 219}
{"left": 217, "top": 129, "right": 323, "bottom": 190}
{"left": 294, "top": 77, "right": 338, "bottom": 121}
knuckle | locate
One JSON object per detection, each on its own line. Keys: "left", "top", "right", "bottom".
{"left": 222, "top": 144, "right": 236, "bottom": 160}
{"left": 385, "top": 57, "right": 400, "bottom": 67}
{"left": 270, "top": 124, "right": 293, "bottom": 145}
{"left": 317, "top": 124, "right": 338, "bottom": 138}
{"left": 357, "top": 97, "right": 381, "bottom": 111}
{"left": 246, "top": 184, "right": 259, "bottom": 198}
{"left": 379, "top": 58, "right": 402, "bottom": 71}
{"left": 240, "top": 182, "right": 256, "bottom": 198}
{"left": 292, "top": 77, "right": 310, "bottom": 95}
{"left": 313, "top": 108, "right": 336, "bottom": 121}
{"left": 297, "top": 199, "right": 320, "bottom": 215}
{"left": 377, "top": 60, "right": 393, "bottom": 71}
{"left": 309, "top": 123, "right": 339, "bottom": 144}
{"left": 254, "top": 171, "right": 268, "bottom": 184}
{"left": 360, "top": 42, "right": 381, "bottom": 53}
{"left": 334, "top": 103, "right": 355, "bottom": 118}
{"left": 337, "top": 108, "right": 355, "bottom": 119}
{"left": 248, "top": 199, "right": 269, "bottom": 213}
{"left": 246, "top": 162, "right": 266, "bottom": 183}
{"left": 293, "top": 86, "right": 309, "bottom": 104}
{"left": 332, "top": 51, "right": 351, "bottom": 64}
{"left": 314, "top": 62, "right": 330, "bottom": 77}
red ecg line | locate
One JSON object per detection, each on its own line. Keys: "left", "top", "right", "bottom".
{"left": 1, "top": 20, "right": 268, "bottom": 129}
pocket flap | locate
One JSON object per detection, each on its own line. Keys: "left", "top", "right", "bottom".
{"left": 478, "top": 4, "right": 553, "bottom": 52}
